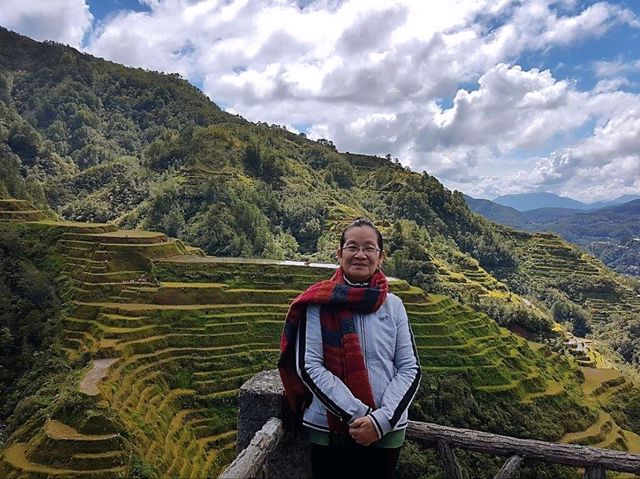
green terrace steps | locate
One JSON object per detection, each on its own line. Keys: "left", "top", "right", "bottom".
{"left": 63, "top": 230, "right": 169, "bottom": 244}
{"left": 129, "top": 282, "right": 304, "bottom": 305}
{"left": 558, "top": 368, "right": 640, "bottom": 455}
{"left": 56, "top": 229, "right": 191, "bottom": 302}
{"left": 0, "top": 200, "right": 117, "bottom": 241}
{"left": 4, "top": 212, "right": 636, "bottom": 477}
{"left": 505, "top": 230, "right": 640, "bottom": 321}
{"left": 60, "top": 265, "right": 560, "bottom": 474}
{"left": 583, "top": 292, "right": 640, "bottom": 322}
{"left": 60, "top": 291, "right": 289, "bottom": 476}
{"left": 510, "top": 233, "right": 602, "bottom": 277}
{"left": 59, "top": 237, "right": 187, "bottom": 266}
{"left": 432, "top": 258, "right": 510, "bottom": 298}
{"left": 561, "top": 412, "right": 633, "bottom": 451}
{"left": 581, "top": 367, "right": 635, "bottom": 410}
{"left": 0, "top": 420, "right": 126, "bottom": 479}
{"left": 0, "top": 199, "right": 53, "bottom": 222}
{"left": 404, "top": 295, "right": 556, "bottom": 397}
{"left": 154, "top": 256, "right": 336, "bottom": 288}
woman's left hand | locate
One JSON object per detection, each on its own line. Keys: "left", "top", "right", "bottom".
{"left": 349, "top": 416, "right": 379, "bottom": 446}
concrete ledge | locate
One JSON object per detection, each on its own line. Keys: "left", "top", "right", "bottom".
{"left": 221, "top": 417, "right": 283, "bottom": 479}
{"left": 236, "top": 369, "right": 311, "bottom": 478}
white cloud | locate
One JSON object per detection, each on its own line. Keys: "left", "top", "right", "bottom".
{"left": 447, "top": 95, "right": 640, "bottom": 201}
{"left": 4, "top": 0, "right": 640, "bottom": 201}
{"left": 0, "top": 0, "right": 92, "bottom": 47}
{"left": 592, "top": 77, "right": 630, "bottom": 93}
{"left": 536, "top": 107, "right": 640, "bottom": 183}
{"left": 86, "top": 1, "right": 635, "bottom": 105}
{"left": 593, "top": 58, "right": 640, "bottom": 78}
{"left": 416, "top": 64, "right": 583, "bottom": 152}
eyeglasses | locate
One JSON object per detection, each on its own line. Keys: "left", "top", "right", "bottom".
{"left": 341, "top": 245, "right": 381, "bottom": 256}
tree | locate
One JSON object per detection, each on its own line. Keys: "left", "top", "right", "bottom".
{"left": 8, "top": 125, "right": 41, "bottom": 158}
{"left": 326, "top": 159, "right": 356, "bottom": 189}
{"left": 243, "top": 142, "right": 261, "bottom": 175}
{"left": 552, "top": 300, "right": 592, "bottom": 337}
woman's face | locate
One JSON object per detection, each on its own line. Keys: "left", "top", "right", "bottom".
{"left": 337, "top": 226, "right": 385, "bottom": 283}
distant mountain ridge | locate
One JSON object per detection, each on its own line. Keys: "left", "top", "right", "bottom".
{"left": 466, "top": 196, "right": 640, "bottom": 275}
{"left": 494, "top": 192, "right": 588, "bottom": 211}
{"left": 492, "top": 192, "right": 640, "bottom": 212}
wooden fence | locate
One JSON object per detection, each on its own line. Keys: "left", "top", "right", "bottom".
{"left": 222, "top": 417, "right": 640, "bottom": 479}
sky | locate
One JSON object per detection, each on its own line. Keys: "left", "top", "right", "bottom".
{"left": 1, "top": 1, "right": 640, "bottom": 201}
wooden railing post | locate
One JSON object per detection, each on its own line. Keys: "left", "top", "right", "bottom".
{"left": 220, "top": 417, "right": 283, "bottom": 479}
{"left": 494, "top": 455, "right": 523, "bottom": 479}
{"left": 584, "top": 465, "right": 606, "bottom": 479}
{"left": 406, "top": 420, "right": 640, "bottom": 474}
{"left": 437, "top": 439, "right": 464, "bottom": 479}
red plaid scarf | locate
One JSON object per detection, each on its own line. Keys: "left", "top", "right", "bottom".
{"left": 277, "top": 267, "right": 388, "bottom": 432}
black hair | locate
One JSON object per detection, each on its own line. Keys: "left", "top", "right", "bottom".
{"left": 339, "top": 218, "right": 384, "bottom": 252}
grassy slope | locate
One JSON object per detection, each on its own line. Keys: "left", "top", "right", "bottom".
{"left": 0, "top": 205, "right": 638, "bottom": 479}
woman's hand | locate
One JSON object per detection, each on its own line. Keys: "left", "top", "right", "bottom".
{"left": 349, "top": 416, "right": 379, "bottom": 446}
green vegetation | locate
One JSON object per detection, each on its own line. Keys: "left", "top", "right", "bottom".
{"left": 3, "top": 26, "right": 638, "bottom": 344}
{"left": 0, "top": 214, "right": 332, "bottom": 477}
{"left": 598, "top": 314, "right": 640, "bottom": 365}
{"left": 497, "top": 229, "right": 640, "bottom": 358}
{"left": 2, "top": 27, "right": 640, "bottom": 478}
{"left": 0, "top": 222, "right": 65, "bottom": 417}
{"left": 466, "top": 196, "right": 640, "bottom": 276}
{"left": 1, "top": 205, "right": 639, "bottom": 478}
{"left": 552, "top": 300, "right": 592, "bottom": 338}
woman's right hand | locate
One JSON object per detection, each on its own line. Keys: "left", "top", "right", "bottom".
{"left": 349, "top": 416, "right": 379, "bottom": 446}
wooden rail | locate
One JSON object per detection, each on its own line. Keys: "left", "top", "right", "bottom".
{"left": 223, "top": 417, "right": 640, "bottom": 479}
{"left": 220, "top": 418, "right": 283, "bottom": 479}
{"left": 408, "top": 421, "right": 640, "bottom": 478}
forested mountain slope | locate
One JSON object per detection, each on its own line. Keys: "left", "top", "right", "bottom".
{"left": 466, "top": 195, "right": 640, "bottom": 276}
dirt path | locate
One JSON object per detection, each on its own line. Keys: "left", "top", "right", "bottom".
{"left": 80, "top": 359, "right": 118, "bottom": 396}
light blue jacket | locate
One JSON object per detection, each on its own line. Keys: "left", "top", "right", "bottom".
{"left": 295, "top": 292, "right": 421, "bottom": 439}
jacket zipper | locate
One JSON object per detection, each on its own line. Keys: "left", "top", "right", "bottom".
{"left": 361, "top": 314, "right": 367, "bottom": 365}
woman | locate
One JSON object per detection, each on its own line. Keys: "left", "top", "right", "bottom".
{"left": 278, "top": 218, "right": 421, "bottom": 479}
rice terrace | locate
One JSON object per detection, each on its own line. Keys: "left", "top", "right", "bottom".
{"left": 1, "top": 197, "right": 640, "bottom": 478}
{"left": 2, "top": 4, "right": 640, "bottom": 477}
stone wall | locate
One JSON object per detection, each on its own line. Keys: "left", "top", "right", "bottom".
{"left": 237, "top": 369, "right": 311, "bottom": 479}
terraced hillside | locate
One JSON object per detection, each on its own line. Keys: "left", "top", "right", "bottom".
{"left": 433, "top": 255, "right": 510, "bottom": 300}
{"left": 0, "top": 199, "right": 55, "bottom": 222}
{"left": 558, "top": 366, "right": 640, "bottom": 479}
{"left": 505, "top": 230, "right": 640, "bottom": 322}
{"left": 1, "top": 202, "right": 639, "bottom": 478}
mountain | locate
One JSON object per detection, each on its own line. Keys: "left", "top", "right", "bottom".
{"left": 467, "top": 195, "right": 640, "bottom": 276}
{"left": 493, "top": 192, "right": 589, "bottom": 211}
{"left": 541, "top": 199, "right": 640, "bottom": 241}
{"left": 542, "top": 200, "right": 640, "bottom": 276}
{"left": 590, "top": 194, "right": 640, "bottom": 209}
{"left": 2, "top": 27, "right": 640, "bottom": 478}
{"left": 463, "top": 195, "right": 528, "bottom": 229}
{"left": 492, "top": 192, "right": 640, "bottom": 213}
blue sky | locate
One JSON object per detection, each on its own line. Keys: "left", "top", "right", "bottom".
{"left": 1, "top": 0, "right": 640, "bottom": 201}
{"left": 88, "top": 0, "right": 150, "bottom": 20}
